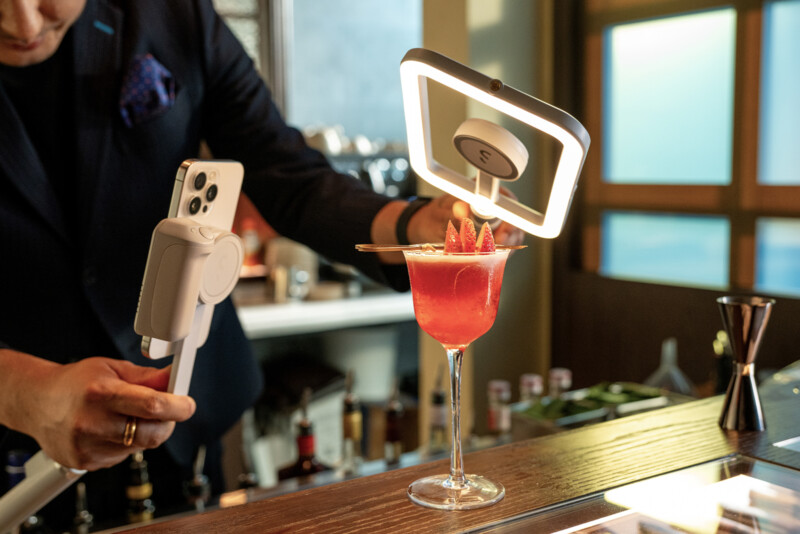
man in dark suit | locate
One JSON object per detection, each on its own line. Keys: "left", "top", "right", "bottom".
{"left": 0, "top": 0, "right": 522, "bottom": 529}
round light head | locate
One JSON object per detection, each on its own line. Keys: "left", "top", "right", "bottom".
{"left": 453, "top": 118, "right": 528, "bottom": 181}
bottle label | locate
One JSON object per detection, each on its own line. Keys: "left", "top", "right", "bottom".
{"left": 488, "top": 406, "right": 510, "bottom": 432}
{"left": 126, "top": 482, "right": 153, "bottom": 501}
{"left": 343, "top": 412, "right": 363, "bottom": 440}
{"left": 430, "top": 405, "right": 447, "bottom": 427}
{"left": 297, "top": 434, "right": 315, "bottom": 457}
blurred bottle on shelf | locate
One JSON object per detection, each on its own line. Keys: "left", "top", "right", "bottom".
{"left": 183, "top": 446, "right": 211, "bottom": 513}
{"left": 548, "top": 368, "right": 573, "bottom": 399}
{"left": 713, "top": 330, "right": 734, "bottom": 395}
{"left": 428, "top": 365, "right": 447, "bottom": 455}
{"left": 384, "top": 379, "right": 404, "bottom": 465}
{"left": 644, "top": 337, "right": 696, "bottom": 397}
{"left": 278, "top": 388, "right": 330, "bottom": 482}
{"left": 341, "top": 371, "right": 363, "bottom": 475}
{"left": 519, "top": 373, "right": 543, "bottom": 405}
{"left": 126, "top": 451, "right": 155, "bottom": 524}
{"left": 72, "top": 482, "right": 93, "bottom": 534}
{"left": 239, "top": 217, "right": 262, "bottom": 268}
{"left": 487, "top": 380, "right": 512, "bottom": 443}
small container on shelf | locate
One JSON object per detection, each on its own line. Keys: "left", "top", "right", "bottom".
{"left": 644, "top": 337, "right": 696, "bottom": 397}
{"left": 487, "top": 379, "right": 512, "bottom": 443}
{"left": 519, "top": 373, "right": 543, "bottom": 406}
{"left": 548, "top": 367, "right": 573, "bottom": 399}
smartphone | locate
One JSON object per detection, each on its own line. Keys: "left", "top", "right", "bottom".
{"left": 139, "top": 159, "right": 244, "bottom": 359}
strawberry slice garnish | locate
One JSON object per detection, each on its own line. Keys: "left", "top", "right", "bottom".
{"left": 476, "top": 222, "right": 496, "bottom": 252}
{"left": 444, "top": 220, "right": 462, "bottom": 253}
{"left": 459, "top": 218, "right": 476, "bottom": 253}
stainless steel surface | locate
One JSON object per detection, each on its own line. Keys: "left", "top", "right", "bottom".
{"left": 717, "top": 295, "right": 775, "bottom": 431}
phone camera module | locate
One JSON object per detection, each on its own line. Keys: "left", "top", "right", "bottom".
{"left": 206, "top": 184, "right": 218, "bottom": 202}
{"left": 193, "top": 172, "right": 207, "bottom": 190}
{"left": 189, "top": 196, "right": 202, "bottom": 215}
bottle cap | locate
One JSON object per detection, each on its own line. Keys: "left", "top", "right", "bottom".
{"left": 549, "top": 368, "right": 572, "bottom": 389}
{"left": 6, "top": 450, "right": 30, "bottom": 489}
{"left": 520, "top": 373, "right": 543, "bottom": 394}
{"left": 488, "top": 379, "right": 511, "bottom": 401}
{"left": 6, "top": 449, "right": 30, "bottom": 468}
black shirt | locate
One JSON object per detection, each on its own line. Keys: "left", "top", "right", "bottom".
{"left": 0, "top": 33, "right": 77, "bottom": 235}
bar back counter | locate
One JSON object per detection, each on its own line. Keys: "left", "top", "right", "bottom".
{"left": 119, "top": 363, "right": 800, "bottom": 533}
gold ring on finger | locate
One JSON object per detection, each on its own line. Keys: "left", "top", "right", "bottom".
{"left": 122, "top": 416, "right": 138, "bottom": 447}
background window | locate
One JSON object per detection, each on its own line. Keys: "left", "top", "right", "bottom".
{"left": 284, "top": 0, "right": 422, "bottom": 146}
{"left": 601, "top": 212, "right": 730, "bottom": 287}
{"left": 756, "top": 218, "right": 800, "bottom": 297}
{"left": 758, "top": 0, "right": 800, "bottom": 185}
{"left": 602, "top": 8, "right": 736, "bottom": 185}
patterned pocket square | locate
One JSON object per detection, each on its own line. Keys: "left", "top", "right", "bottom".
{"left": 119, "top": 53, "right": 176, "bottom": 128}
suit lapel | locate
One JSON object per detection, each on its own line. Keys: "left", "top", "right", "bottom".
{"left": 0, "top": 0, "right": 123, "bottom": 243}
{"left": 71, "top": 0, "right": 123, "bottom": 239}
{"left": 0, "top": 74, "right": 68, "bottom": 241}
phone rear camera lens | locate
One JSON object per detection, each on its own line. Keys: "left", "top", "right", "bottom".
{"left": 194, "top": 172, "right": 207, "bottom": 190}
{"left": 206, "top": 184, "right": 218, "bottom": 202}
{"left": 189, "top": 196, "right": 202, "bottom": 215}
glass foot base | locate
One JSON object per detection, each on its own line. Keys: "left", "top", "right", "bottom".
{"left": 407, "top": 474, "right": 505, "bottom": 510}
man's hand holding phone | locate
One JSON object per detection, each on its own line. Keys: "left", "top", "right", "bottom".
{"left": 0, "top": 351, "right": 195, "bottom": 471}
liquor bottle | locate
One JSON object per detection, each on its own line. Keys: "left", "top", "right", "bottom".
{"left": 487, "top": 379, "right": 511, "bottom": 443}
{"left": 384, "top": 379, "right": 404, "bottom": 465}
{"left": 126, "top": 451, "right": 155, "bottom": 524}
{"left": 548, "top": 367, "right": 573, "bottom": 399}
{"left": 5, "top": 450, "right": 54, "bottom": 534}
{"left": 183, "top": 445, "right": 211, "bottom": 512}
{"left": 519, "top": 373, "right": 543, "bottom": 405}
{"left": 236, "top": 408, "right": 259, "bottom": 489}
{"left": 72, "top": 482, "right": 93, "bottom": 534}
{"left": 428, "top": 364, "right": 447, "bottom": 455}
{"left": 341, "top": 371, "right": 363, "bottom": 475}
{"left": 278, "top": 388, "right": 330, "bottom": 481}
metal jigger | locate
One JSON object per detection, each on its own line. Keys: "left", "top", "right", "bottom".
{"left": 717, "top": 295, "right": 775, "bottom": 431}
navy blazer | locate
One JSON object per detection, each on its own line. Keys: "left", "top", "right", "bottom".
{"left": 0, "top": 0, "right": 401, "bottom": 467}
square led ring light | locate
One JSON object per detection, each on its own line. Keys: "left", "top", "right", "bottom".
{"left": 400, "top": 48, "right": 591, "bottom": 238}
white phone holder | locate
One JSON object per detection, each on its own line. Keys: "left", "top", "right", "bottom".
{"left": 0, "top": 217, "right": 243, "bottom": 534}
{"left": 134, "top": 217, "right": 244, "bottom": 395}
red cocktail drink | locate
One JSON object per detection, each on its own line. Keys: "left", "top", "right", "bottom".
{"left": 405, "top": 251, "right": 508, "bottom": 348}
{"left": 403, "top": 248, "right": 510, "bottom": 510}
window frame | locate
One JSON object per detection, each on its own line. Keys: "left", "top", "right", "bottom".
{"left": 582, "top": 0, "right": 800, "bottom": 292}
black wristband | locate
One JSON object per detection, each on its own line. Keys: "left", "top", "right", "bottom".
{"left": 395, "top": 197, "right": 433, "bottom": 245}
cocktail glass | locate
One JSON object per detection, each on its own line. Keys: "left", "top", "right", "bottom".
{"left": 403, "top": 248, "right": 510, "bottom": 510}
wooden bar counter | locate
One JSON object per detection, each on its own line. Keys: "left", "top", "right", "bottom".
{"left": 123, "top": 366, "right": 800, "bottom": 533}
